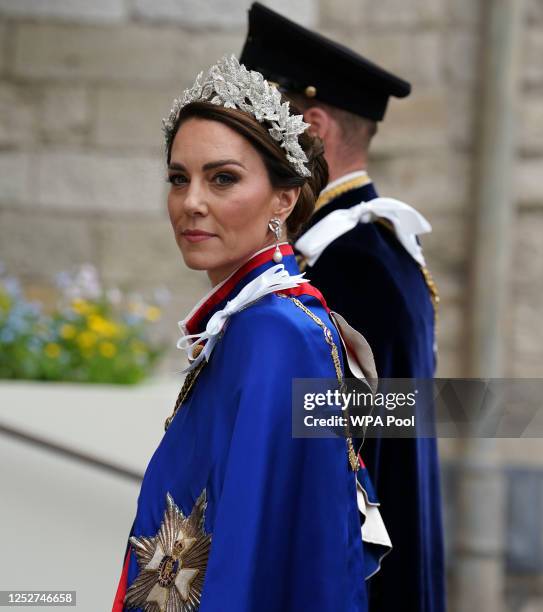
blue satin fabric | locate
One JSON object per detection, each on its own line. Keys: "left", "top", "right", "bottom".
{"left": 123, "top": 253, "right": 373, "bottom": 611}
{"left": 303, "top": 183, "right": 446, "bottom": 612}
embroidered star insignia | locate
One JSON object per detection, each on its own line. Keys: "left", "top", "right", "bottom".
{"left": 124, "top": 490, "right": 212, "bottom": 611}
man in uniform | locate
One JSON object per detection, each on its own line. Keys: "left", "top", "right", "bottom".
{"left": 241, "top": 4, "right": 445, "bottom": 612}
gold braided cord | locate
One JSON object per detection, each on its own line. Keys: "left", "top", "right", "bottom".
{"left": 279, "top": 293, "right": 360, "bottom": 472}
{"left": 164, "top": 359, "right": 206, "bottom": 431}
{"left": 165, "top": 294, "right": 360, "bottom": 471}
{"left": 315, "top": 174, "right": 372, "bottom": 212}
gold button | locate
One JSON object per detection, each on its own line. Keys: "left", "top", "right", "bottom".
{"left": 305, "top": 85, "right": 317, "bottom": 98}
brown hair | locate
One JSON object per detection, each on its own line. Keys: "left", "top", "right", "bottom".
{"left": 287, "top": 93, "right": 378, "bottom": 155}
{"left": 166, "top": 100, "right": 328, "bottom": 238}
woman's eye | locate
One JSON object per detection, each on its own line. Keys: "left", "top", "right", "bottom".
{"left": 214, "top": 173, "right": 237, "bottom": 186}
{"left": 168, "top": 175, "right": 187, "bottom": 186}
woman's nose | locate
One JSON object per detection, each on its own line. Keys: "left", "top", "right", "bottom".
{"left": 183, "top": 180, "right": 208, "bottom": 215}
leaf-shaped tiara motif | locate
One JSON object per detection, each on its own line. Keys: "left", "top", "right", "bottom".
{"left": 162, "top": 55, "right": 311, "bottom": 178}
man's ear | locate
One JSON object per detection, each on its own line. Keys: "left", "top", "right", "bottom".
{"left": 303, "top": 106, "right": 331, "bottom": 140}
{"left": 272, "top": 186, "right": 302, "bottom": 223}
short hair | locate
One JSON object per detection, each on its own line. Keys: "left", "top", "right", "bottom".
{"left": 287, "top": 93, "right": 378, "bottom": 155}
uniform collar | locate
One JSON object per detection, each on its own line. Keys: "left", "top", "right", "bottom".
{"left": 315, "top": 170, "right": 372, "bottom": 213}
{"left": 319, "top": 170, "right": 370, "bottom": 198}
{"left": 183, "top": 243, "right": 300, "bottom": 334}
{"left": 304, "top": 175, "right": 379, "bottom": 232}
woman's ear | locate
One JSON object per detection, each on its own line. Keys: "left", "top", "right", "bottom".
{"left": 272, "top": 186, "right": 301, "bottom": 223}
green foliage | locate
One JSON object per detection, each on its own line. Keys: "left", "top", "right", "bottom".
{"left": 0, "top": 265, "right": 167, "bottom": 384}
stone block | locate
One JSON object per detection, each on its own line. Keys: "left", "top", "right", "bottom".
{"left": 0, "top": 0, "right": 126, "bottom": 23}
{"left": 40, "top": 85, "right": 90, "bottom": 144}
{"left": 435, "top": 344, "right": 464, "bottom": 378}
{"left": 0, "top": 83, "right": 38, "bottom": 146}
{"left": 93, "top": 86, "right": 178, "bottom": 150}
{"left": 12, "top": 22, "right": 240, "bottom": 84}
{"left": 372, "top": 88, "right": 449, "bottom": 155}
{"left": 130, "top": 0, "right": 316, "bottom": 28}
{"left": 320, "top": 0, "right": 445, "bottom": 29}
{"left": 444, "top": 29, "right": 480, "bottom": 84}
{"left": 0, "top": 152, "right": 32, "bottom": 205}
{"left": 516, "top": 158, "right": 543, "bottom": 207}
{"left": 0, "top": 208, "right": 98, "bottom": 279}
{"left": 446, "top": 86, "right": 477, "bottom": 151}
{"left": 35, "top": 150, "right": 167, "bottom": 214}
{"left": 519, "top": 94, "right": 543, "bottom": 156}
{"left": 510, "top": 210, "right": 543, "bottom": 376}
{"left": 523, "top": 27, "right": 543, "bottom": 87}
{"left": 96, "top": 216, "right": 207, "bottom": 293}
{"left": 369, "top": 151, "right": 471, "bottom": 214}
{"left": 338, "top": 29, "right": 443, "bottom": 88}
{"left": 512, "top": 209, "right": 543, "bottom": 287}
{"left": 422, "top": 212, "right": 469, "bottom": 272}
{"left": 526, "top": 0, "right": 543, "bottom": 24}
{"left": 445, "top": 0, "right": 482, "bottom": 26}
{"left": 0, "top": 22, "right": 7, "bottom": 76}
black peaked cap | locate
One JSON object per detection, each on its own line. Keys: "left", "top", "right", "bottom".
{"left": 240, "top": 2, "right": 412, "bottom": 121}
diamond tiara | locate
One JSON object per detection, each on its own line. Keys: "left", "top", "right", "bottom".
{"left": 162, "top": 55, "right": 312, "bottom": 178}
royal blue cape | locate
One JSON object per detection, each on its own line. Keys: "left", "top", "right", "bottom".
{"left": 113, "top": 246, "right": 389, "bottom": 612}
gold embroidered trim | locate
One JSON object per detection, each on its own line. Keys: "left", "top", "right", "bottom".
{"left": 315, "top": 174, "right": 372, "bottom": 212}
{"left": 165, "top": 359, "right": 206, "bottom": 431}
{"left": 278, "top": 293, "right": 360, "bottom": 472}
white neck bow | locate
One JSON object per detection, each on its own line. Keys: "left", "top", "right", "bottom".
{"left": 177, "top": 264, "right": 306, "bottom": 373}
{"left": 295, "top": 197, "right": 432, "bottom": 267}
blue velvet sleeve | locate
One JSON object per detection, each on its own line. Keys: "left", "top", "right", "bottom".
{"left": 198, "top": 297, "right": 368, "bottom": 612}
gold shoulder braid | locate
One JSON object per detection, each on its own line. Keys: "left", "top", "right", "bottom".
{"left": 277, "top": 293, "right": 360, "bottom": 472}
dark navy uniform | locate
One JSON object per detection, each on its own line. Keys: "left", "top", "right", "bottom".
{"left": 302, "top": 175, "right": 445, "bottom": 612}
{"left": 241, "top": 4, "right": 447, "bottom": 611}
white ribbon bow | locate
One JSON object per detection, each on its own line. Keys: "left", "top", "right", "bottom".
{"left": 177, "top": 264, "right": 307, "bottom": 372}
{"left": 295, "top": 197, "right": 432, "bottom": 267}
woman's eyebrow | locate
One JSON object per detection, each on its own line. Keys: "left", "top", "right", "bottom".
{"left": 168, "top": 159, "right": 246, "bottom": 172}
{"left": 203, "top": 159, "right": 246, "bottom": 171}
{"left": 168, "top": 162, "right": 186, "bottom": 171}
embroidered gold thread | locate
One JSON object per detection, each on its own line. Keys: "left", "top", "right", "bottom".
{"left": 315, "top": 174, "right": 372, "bottom": 212}
{"left": 278, "top": 293, "right": 360, "bottom": 472}
{"left": 165, "top": 360, "right": 206, "bottom": 431}
{"left": 125, "top": 490, "right": 211, "bottom": 612}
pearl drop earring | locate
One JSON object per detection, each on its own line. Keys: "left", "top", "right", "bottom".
{"left": 268, "top": 217, "right": 283, "bottom": 263}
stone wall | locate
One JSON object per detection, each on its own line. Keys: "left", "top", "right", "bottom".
{"left": 1, "top": 2, "right": 543, "bottom": 608}
{"left": 1, "top": 0, "right": 541, "bottom": 378}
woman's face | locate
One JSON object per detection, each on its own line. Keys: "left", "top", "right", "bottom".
{"left": 167, "top": 117, "right": 298, "bottom": 286}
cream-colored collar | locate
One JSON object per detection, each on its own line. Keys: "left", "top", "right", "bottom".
{"left": 320, "top": 170, "right": 369, "bottom": 197}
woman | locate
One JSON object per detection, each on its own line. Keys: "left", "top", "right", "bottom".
{"left": 113, "top": 55, "right": 390, "bottom": 612}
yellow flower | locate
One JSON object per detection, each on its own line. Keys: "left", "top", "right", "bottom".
{"left": 99, "top": 341, "right": 117, "bottom": 358}
{"left": 44, "top": 343, "right": 61, "bottom": 358}
{"left": 60, "top": 323, "right": 77, "bottom": 339}
{"left": 87, "top": 314, "right": 119, "bottom": 338}
{"left": 77, "top": 331, "right": 97, "bottom": 349}
{"left": 71, "top": 298, "right": 94, "bottom": 315}
{"left": 145, "top": 306, "right": 162, "bottom": 322}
